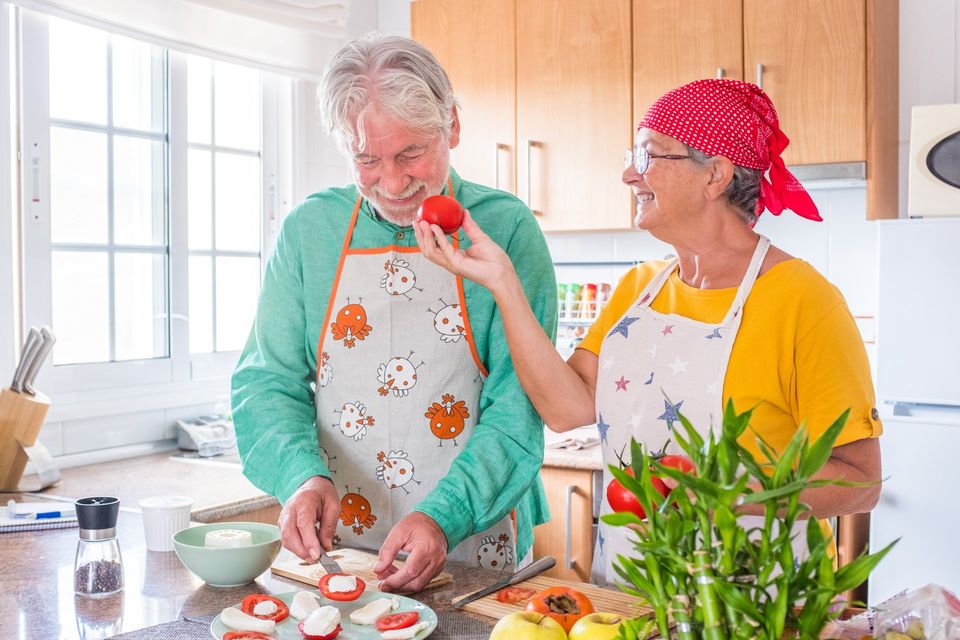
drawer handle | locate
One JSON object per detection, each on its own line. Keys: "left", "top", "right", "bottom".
{"left": 756, "top": 63, "right": 764, "bottom": 89}
{"left": 716, "top": 67, "right": 725, "bottom": 79}
{"left": 565, "top": 484, "right": 576, "bottom": 569}
{"left": 525, "top": 139, "right": 542, "bottom": 216}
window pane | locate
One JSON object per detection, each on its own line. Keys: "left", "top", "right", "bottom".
{"left": 215, "top": 256, "right": 259, "bottom": 352}
{"left": 187, "top": 149, "right": 212, "bottom": 250}
{"left": 115, "top": 253, "right": 168, "bottom": 361}
{"left": 213, "top": 61, "right": 260, "bottom": 150}
{"left": 48, "top": 17, "right": 107, "bottom": 124}
{"left": 114, "top": 136, "right": 165, "bottom": 245}
{"left": 112, "top": 35, "right": 164, "bottom": 132}
{"left": 50, "top": 127, "right": 108, "bottom": 244}
{"left": 189, "top": 256, "right": 213, "bottom": 353}
{"left": 187, "top": 55, "right": 212, "bottom": 145}
{"left": 215, "top": 153, "right": 260, "bottom": 251}
{"left": 52, "top": 251, "right": 109, "bottom": 364}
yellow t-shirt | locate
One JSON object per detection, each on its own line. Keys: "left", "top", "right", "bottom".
{"left": 578, "top": 259, "right": 882, "bottom": 457}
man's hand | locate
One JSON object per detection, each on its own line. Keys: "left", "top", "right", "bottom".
{"left": 279, "top": 475, "right": 341, "bottom": 562}
{"left": 374, "top": 512, "right": 448, "bottom": 593}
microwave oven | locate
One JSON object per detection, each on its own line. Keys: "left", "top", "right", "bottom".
{"left": 908, "top": 104, "right": 960, "bottom": 218}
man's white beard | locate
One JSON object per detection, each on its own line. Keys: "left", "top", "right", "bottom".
{"left": 367, "top": 178, "right": 445, "bottom": 226}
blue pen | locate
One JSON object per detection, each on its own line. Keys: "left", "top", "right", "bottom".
{"left": 15, "top": 511, "right": 64, "bottom": 519}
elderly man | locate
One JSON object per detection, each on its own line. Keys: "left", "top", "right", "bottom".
{"left": 231, "top": 33, "right": 557, "bottom": 593}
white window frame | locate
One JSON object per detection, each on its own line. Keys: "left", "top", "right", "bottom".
{"left": 17, "top": 8, "right": 289, "bottom": 411}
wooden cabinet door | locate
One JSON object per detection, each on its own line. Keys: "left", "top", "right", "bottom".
{"left": 633, "top": 0, "right": 743, "bottom": 120}
{"left": 533, "top": 466, "right": 595, "bottom": 583}
{"left": 411, "top": 0, "right": 517, "bottom": 193}
{"left": 516, "top": 0, "right": 633, "bottom": 231}
{"left": 744, "top": 0, "right": 866, "bottom": 165}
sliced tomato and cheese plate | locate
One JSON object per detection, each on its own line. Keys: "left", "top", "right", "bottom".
{"left": 210, "top": 590, "right": 437, "bottom": 640}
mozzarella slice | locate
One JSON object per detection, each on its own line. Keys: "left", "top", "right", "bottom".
{"left": 204, "top": 529, "right": 253, "bottom": 547}
{"left": 220, "top": 607, "right": 276, "bottom": 634}
{"left": 303, "top": 605, "right": 341, "bottom": 637}
{"left": 381, "top": 620, "right": 430, "bottom": 640}
{"left": 290, "top": 591, "right": 322, "bottom": 620}
{"left": 391, "top": 596, "right": 401, "bottom": 610}
{"left": 326, "top": 574, "right": 358, "bottom": 593}
{"left": 349, "top": 597, "right": 394, "bottom": 625}
{"left": 252, "top": 599, "right": 278, "bottom": 616}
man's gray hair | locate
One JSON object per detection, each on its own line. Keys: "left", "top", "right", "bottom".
{"left": 318, "top": 33, "right": 457, "bottom": 153}
{"left": 684, "top": 144, "right": 761, "bottom": 225}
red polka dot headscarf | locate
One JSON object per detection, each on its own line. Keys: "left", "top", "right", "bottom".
{"left": 638, "top": 79, "right": 821, "bottom": 222}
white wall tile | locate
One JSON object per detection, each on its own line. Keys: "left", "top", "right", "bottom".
{"left": 754, "top": 190, "right": 832, "bottom": 274}
{"left": 825, "top": 189, "right": 878, "bottom": 316}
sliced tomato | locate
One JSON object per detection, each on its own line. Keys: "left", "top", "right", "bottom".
{"left": 317, "top": 572, "right": 366, "bottom": 601}
{"left": 239, "top": 593, "right": 289, "bottom": 622}
{"left": 375, "top": 611, "right": 420, "bottom": 631}
{"left": 297, "top": 620, "right": 342, "bottom": 640}
{"left": 222, "top": 632, "right": 274, "bottom": 640}
{"left": 495, "top": 586, "right": 538, "bottom": 605}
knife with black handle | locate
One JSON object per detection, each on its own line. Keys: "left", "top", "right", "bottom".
{"left": 451, "top": 555, "right": 557, "bottom": 608}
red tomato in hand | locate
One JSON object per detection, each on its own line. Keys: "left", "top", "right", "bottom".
{"left": 317, "top": 573, "right": 366, "bottom": 601}
{"left": 375, "top": 611, "right": 420, "bottom": 631}
{"left": 415, "top": 195, "right": 464, "bottom": 234}
{"left": 239, "top": 593, "right": 289, "bottom": 622}
{"left": 660, "top": 454, "right": 696, "bottom": 474}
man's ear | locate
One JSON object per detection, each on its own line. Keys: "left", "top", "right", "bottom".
{"left": 448, "top": 105, "right": 461, "bottom": 150}
{"left": 704, "top": 156, "right": 735, "bottom": 202}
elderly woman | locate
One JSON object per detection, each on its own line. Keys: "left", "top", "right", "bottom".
{"left": 414, "top": 79, "right": 882, "bottom": 585}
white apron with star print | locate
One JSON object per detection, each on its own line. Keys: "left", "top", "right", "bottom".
{"left": 313, "top": 189, "right": 516, "bottom": 573}
{"left": 590, "top": 235, "right": 809, "bottom": 586}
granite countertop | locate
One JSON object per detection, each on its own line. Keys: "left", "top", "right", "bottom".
{"left": 0, "top": 494, "right": 501, "bottom": 640}
{"left": 25, "top": 451, "right": 277, "bottom": 523}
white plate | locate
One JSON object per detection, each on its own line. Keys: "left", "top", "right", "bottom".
{"left": 210, "top": 589, "right": 437, "bottom": 639}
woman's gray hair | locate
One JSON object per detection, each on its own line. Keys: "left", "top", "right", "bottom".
{"left": 318, "top": 33, "right": 457, "bottom": 153}
{"left": 684, "top": 144, "right": 761, "bottom": 225}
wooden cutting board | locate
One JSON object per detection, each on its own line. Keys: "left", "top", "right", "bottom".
{"left": 271, "top": 548, "right": 453, "bottom": 591}
{"left": 457, "top": 575, "right": 653, "bottom": 620}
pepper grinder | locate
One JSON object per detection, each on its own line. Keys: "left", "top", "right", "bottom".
{"left": 74, "top": 497, "right": 124, "bottom": 597}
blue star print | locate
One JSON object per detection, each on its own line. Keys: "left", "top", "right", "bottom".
{"left": 598, "top": 529, "right": 605, "bottom": 555}
{"left": 607, "top": 316, "right": 638, "bottom": 339}
{"left": 657, "top": 399, "right": 684, "bottom": 428}
{"left": 644, "top": 371, "right": 654, "bottom": 385}
{"left": 597, "top": 414, "right": 611, "bottom": 444}
{"left": 706, "top": 328, "right": 722, "bottom": 340}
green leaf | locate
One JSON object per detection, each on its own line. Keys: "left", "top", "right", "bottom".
{"left": 602, "top": 511, "right": 645, "bottom": 527}
{"left": 834, "top": 539, "right": 898, "bottom": 592}
{"left": 771, "top": 427, "right": 807, "bottom": 487}
{"left": 798, "top": 409, "right": 849, "bottom": 477}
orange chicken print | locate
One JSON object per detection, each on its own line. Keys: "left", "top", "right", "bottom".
{"left": 424, "top": 393, "right": 470, "bottom": 446}
{"left": 330, "top": 302, "right": 372, "bottom": 348}
{"left": 339, "top": 487, "right": 377, "bottom": 536}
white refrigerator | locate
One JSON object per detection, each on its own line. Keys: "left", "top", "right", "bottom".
{"left": 869, "top": 218, "right": 960, "bottom": 603}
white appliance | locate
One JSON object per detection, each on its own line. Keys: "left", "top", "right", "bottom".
{"left": 869, "top": 219, "right": 960, "bottom": 603}
{"left": 908, "top": 104, "right": 960, "bottom": 218}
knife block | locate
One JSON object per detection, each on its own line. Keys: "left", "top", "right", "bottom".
{"left": 0, "top": 387, "right": 51, "bottom": 490}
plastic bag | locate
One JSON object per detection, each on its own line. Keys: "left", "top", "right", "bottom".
{"left": 873, "top": 584, "right": 960, "bottom": 640}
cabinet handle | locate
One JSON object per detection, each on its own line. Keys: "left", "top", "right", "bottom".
{"left": 716, "top": 67, "right": 724, "bottom": 79}
{"left": 525, "top": 139, "right": 542, "bottom": 216}
{"left": 565, "top": 484, "right": 576, "bottom": 570}
{"left": 756, "top": 63, "right": 764, "bottom": 89}
{"left": 493, "top": 143, "right": 501, "bottom": 190}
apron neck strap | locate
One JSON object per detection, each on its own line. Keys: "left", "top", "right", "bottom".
{"left": 634, "top": 235, "right": 772, "bottom": 324}
{"left": 344, "top": 176, "right": 457, "bottom": 249}
{"left": 720, "top": 234, "right": 771, "bottom": 324}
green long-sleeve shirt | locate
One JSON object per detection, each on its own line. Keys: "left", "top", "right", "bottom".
{"left": 231, "top": 168, "right": 557, "bottom": 559}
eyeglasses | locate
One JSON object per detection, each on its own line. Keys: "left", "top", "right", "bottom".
{"left": 623, "top": 144, "right": 691, "bottom": 175}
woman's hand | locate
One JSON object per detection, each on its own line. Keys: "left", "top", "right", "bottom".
{"left": 413, "top": 209, "right": 516, "bottom": 294}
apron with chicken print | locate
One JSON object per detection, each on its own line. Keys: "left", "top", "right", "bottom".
{"left": 314, "top": 184, "right": 517, "bottom": 573}
{"left": 590, "top": 235, "right": 809, "bottom": 586}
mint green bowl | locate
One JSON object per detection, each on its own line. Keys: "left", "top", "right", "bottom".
{"left": 172, "top": 522, "right": 281, "bottom": 587}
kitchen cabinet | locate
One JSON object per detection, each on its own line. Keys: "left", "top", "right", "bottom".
{"left": 633, "top": 0, "right": 899, "bottom": 218}
{"left": 413, "top": 0, "right": 635, "bottom": 232}
{"left": 532, "top": 465, "right": 597, "bottom": 583}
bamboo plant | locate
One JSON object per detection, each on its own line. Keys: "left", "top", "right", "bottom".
{"left": 603, "top": 401, "right": 896, "bottom": 640}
